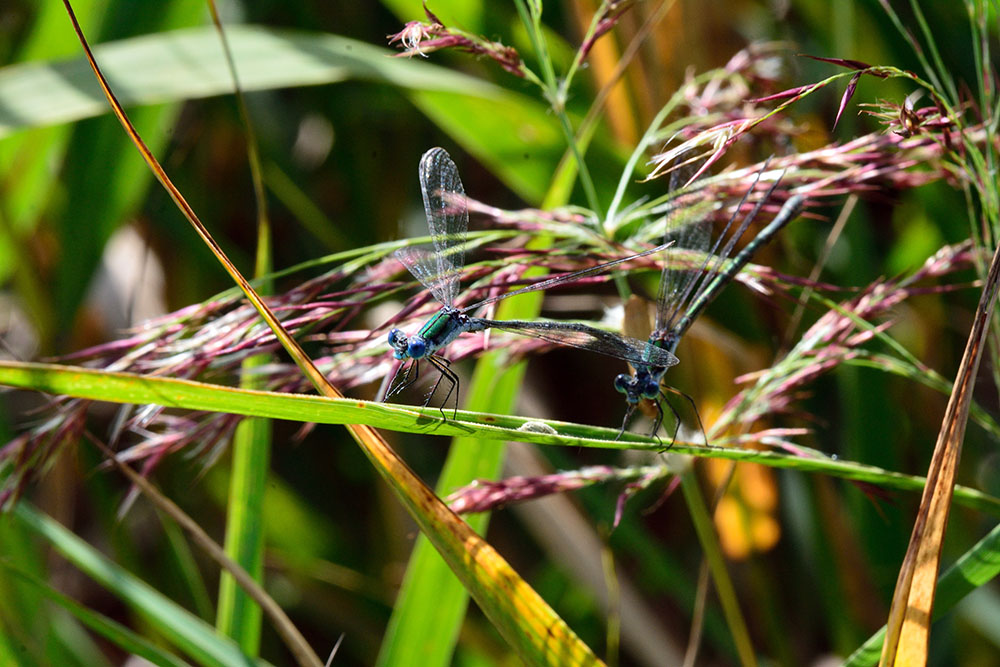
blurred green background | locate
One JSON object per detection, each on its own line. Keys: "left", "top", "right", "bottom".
{"left": 0, "top": 1, "right": 998, "bottom": 665}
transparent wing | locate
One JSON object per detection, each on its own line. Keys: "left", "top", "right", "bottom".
{"left": 654, "top": 211, "right": 711, "bottom": 333}
{"left": 673, "top": 161, "right": 784, "bottom": 334}
{"left": 394, "top": 245, "right": 456, "bottom": 306}
{"left": 653, "top": 152, "right": 711, "bottom": 333}
{"left": 413, "top": 147, "right": 468, "bottom": 307}
{"left": 655, "top": 158, "right": 779, "bottom": 336}
{"left": 481, "top": 319, "right": 680, "bottom": 369}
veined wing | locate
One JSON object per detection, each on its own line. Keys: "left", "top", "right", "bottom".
{"left": 394, "top": 244, "right": 457, "bottom": 306}
{"left": 480, "top": 318, "right": 680, "bottom": 369}
{"left": 653, "top": 153, "right": 712, "bottom": 334}
{"left": 654, "top": 209, "right": 711, "bottom": 335}
{"left": 673, "top": 161, "right": 787, "bottom": 335}
{"left": 656, "top": 157, "right": 777, "bottom": 336}
{"left": 414, "top": 147, "right": 468, "bottom": 307}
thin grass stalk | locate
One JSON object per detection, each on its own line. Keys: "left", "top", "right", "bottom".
{"left": 91, "top": 434, "right": 318, "bottom": 666}
{"left": 160, "top": 513, "right": 215, "bottom": 622}
{"left": 680, "top": 473, "right": 757, "bottom": 667}
{"left": 15, "top": 502, "right": 262, "bottom": 667}
{"left": 205, "top": 0, "right": 274, "bottom": 653}
{"left": 907, "top": 0, "right": 960, "bottom": 104}
{"left": 599, "top": 541, "right": 622, "bottom": 667}
{"left": 513, "top": 0, "right": 601, "bottom": 212}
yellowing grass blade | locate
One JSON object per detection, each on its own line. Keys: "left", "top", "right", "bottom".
{"left": 59, "top": 1, "right": 601, "bottom": 662}
{"left": 880, "top": 240, "right": 1000, "bottom": 666}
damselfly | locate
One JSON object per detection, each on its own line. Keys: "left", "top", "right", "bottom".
{"left": 386, "top": 147, "right": 679, "bottom": 416}
{"left": 613, "top": 163, "right": 805, "bottom": 441}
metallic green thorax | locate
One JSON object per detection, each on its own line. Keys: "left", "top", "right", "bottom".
{"left": 417, "top": 308, "right": 457, "bottom": 343}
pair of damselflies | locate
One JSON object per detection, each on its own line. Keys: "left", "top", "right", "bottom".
{"left": 386, "top": 148, "right": 678, "bottom": 414}
{"left": 385, "top": 147, "right": 803, "bottom": 438}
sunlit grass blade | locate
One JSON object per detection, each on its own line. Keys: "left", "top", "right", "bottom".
{"left": 59, "top": 2, "right": 602, "bottom": 662}
{"left": 379, "top": 263, "right": 548, "bottom": 666}
{"left": 0, "top": 23, "right": 569, "bottom": 203}
{"left": 879, "top": 232, "right": 1000, "bottom": 665}
{"left": 0, "top": 25, "right": 494, "bottom": 140}
{"left": 845, "top": 517, "right": 1000, "bottom": 666}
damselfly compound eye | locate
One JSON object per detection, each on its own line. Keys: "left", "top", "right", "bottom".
{"left": 407, "top": 338, "right": 427, "bottom": 359}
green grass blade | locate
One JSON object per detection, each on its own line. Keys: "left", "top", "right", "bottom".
{"left": 378, "top": 285, "right": 545, "bottom": 666}
{"left": 14, "top": 503, "right": 266, "bottom": 667}
{"left": 0, "top": 25, "right": 494, "bottom": 140}
{"left": 0, "top": 560, "right": 192, "bottom": 667}
{"left": 1, "top": 359, "right": 999, "bottom": 518}
{"left": 680, "top": 473, "right": 756, "bottom": 666}
{"left": 0, "top": 503, "right": 86, "bottom": 665}
{"left": 160, "top": 514, "right": 215, "bottom": 622}
{"left": 217, "top": 395, "right": 271, "bottom": 654}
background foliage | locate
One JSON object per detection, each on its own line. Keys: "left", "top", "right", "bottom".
{"left": 0, "top": 1, "right": 998, "bottom": 665}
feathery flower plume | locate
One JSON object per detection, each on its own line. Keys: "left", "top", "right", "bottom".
{"left": 388, "top": 4, "right": 525, "bottom": 77}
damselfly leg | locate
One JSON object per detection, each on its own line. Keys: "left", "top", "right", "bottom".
{"left": 387, "top": 357, "right": 421, "bottom": 400}
{"left": 425, "top": 354, "right": 460, "bottom": 419}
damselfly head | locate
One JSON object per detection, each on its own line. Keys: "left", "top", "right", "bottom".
{"left": 388, "top": 328, "right": 425, "bottom": 360}
{"left": 614, "top": 372, "right": 641, "bottom": 403}
{"left": 614, "top": 369, "right": 664, "bottom": 404}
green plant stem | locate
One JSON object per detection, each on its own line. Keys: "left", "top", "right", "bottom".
{"left": 513, "top": 0, "right": 601, "bottom": 213}
{"left": 217, "top": 385, "right": 270, "bottom": 654}
{"left": 210, "top": 2, "right": 274, "bottom": 651}
{"left": 4, "top": 360, "right": 1000, "bottom": 518}
{"left": 679, "top": 472, "right": 757, "bottom": 667}
{"left": 605, "top": 77, "right": 698, "bottom": 226}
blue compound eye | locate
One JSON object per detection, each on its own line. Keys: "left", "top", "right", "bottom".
{"left": 613, "top": 374, "right": 631, "bottom": 393}
{"left": 407, "top": 338, "right": 427, "bottom": 359}
{"left": 641, "top": 379, "right": 660, "bottom": 400}
{"left": 388, "top": 329, "right": 403, "bottom": 346}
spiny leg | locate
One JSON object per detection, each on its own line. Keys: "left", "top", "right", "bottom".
{"left": 386, "top": 359, "right": 419, "bottom": 400}
{"left": 662, "top": 386, "right": 708, "bottom": 447}
{"left": 655, "top": 391, "right": 682, "bottom": 450}
{"left": 423, "top": 359, "right": 446, "bottom": 406}
{"left": 615, "top": 404, "right": 637, "bottom": 441}
{"left": 641, "top": 398, "right": 663, "bottom": 449}
{"left": 427, "top": 355, "right": 460, "bottom": 420}
{"left": 422, "top": 355, "right": 455, "bottom": 404}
